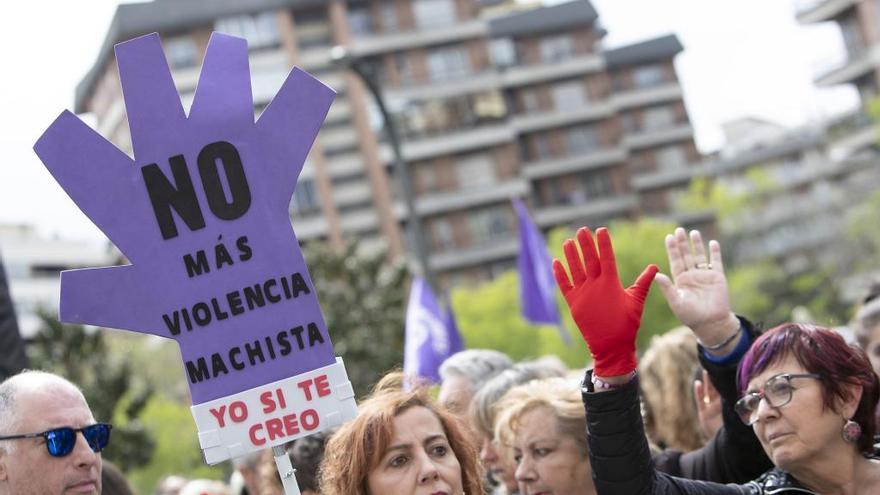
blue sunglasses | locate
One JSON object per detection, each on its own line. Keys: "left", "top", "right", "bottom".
{"left": 0, "top": 423, "right": 112, "bottom": 457}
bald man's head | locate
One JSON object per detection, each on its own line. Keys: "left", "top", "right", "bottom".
{"left": 0, "top": 370, "right": 102, "bottom": 495}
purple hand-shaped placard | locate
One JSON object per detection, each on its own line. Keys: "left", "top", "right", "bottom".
{"left": 34, "top": 33, "right": 337, "bottom": 405}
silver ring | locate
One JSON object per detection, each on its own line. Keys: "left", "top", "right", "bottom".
{"left": 695, "top": 262, "right": 712, "bottom": 270}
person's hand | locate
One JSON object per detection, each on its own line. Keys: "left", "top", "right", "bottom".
{"left": 552, "top": 227, "right": 658, "bottom": 377}
{"left": 655, "top": 228, "right": 738, "bottom": 345}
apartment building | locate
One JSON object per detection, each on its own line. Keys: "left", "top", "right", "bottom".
{"left": 0, "top": 225, "right": 117, "bottom": 338}
{"left": 75, "top": 0, "right": 699, "bottom": 288}
{"left": 796, "top": 0, "right": 880, "bottom": 159}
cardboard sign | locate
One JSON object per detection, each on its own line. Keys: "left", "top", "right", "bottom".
{"left": 33, "top": 32, "right": 358, "bottom": 462}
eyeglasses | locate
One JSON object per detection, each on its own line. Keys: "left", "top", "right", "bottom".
{"left": 0, "top": 423, "right": 112, "bottom": 457}
{"left": 735, "top": 373, "right": 821, "bottom": 425}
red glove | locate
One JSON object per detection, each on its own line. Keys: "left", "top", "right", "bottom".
{"left": 553, "top": 227, "right": 658, "bottom": 377}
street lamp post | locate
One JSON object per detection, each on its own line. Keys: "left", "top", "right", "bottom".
{"left": 330, "top": 46, "right": 435, "bottom": 290}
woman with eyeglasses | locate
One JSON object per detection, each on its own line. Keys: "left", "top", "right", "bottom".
{"left": 554, "top": 226, "right": 880, "bottom": 494}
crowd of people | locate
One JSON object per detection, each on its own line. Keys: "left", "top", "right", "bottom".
{"left": 2, "top": 225, "right": 880, "bottom": 495}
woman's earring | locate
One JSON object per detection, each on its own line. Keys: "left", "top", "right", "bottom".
{"left": 842, "top": 419, "right": 862, "bottom": 443}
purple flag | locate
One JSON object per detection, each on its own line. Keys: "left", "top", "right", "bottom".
{"left": 404, "top": 277, "right": 463, "bottom": 383}
{"left": 513, "top": 198, "right": 570, "bottom": 343}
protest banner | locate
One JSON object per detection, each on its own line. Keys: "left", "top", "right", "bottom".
{"left": 33, "top": 32, "right": 357, "bottom": 471}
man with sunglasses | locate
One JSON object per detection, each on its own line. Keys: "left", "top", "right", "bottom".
{"left": 0, "top": 370, "right": 110, "bottom": 495}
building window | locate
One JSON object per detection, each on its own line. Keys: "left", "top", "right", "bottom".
{"left": 216, "top": 11, "right": 280, "bottom": 49}
{"left": 165, "top": 36, "right": 198, "bottom": 69}
{"left": 419, "top": 162, "right": 440, "bottom": 192}
{"left": 620, "top": 112, "right": 637, "bottom": 133}
{"left": 455, "top": 153, "right": 496, "bottom": 189}
{"left": 566, "top": 125, "right": 599, "bottom": 154}
{"left": 295, "top": 9, "right": 333, "bottom": 49}
{"left": 641, "top": 105, "right": 677, "bottom": 130}
{"left": 552, "top": 80, "right": 588, "bottom": 110}
{"left": 380, "top": 1, "right": 399, "bottom": 31}
{"left": 632, "top": 64, "right": 666, "bottom": 89}
{"left": 346, "top": 5, "right": 374, "bottom": 36}
{"left": 532, "top": 133, "right": 554, "bottom": 160}
{"left": 427, "top": 46, "right": 471, "bottom": 82}
{"left": 520, "top": 88, "right": 541, "bottom": 113}
{"left": 413, "top": 0, "right": 457, "bottom": 29}
{"left": 291, "top": 178, "right": 321, "bottom": 215}
{"left": 580, "top": 170, "right": 612, "bottom": 198}
{"left": 490, "top": 37, "right": 517, "bottom": 68}
{"left": 656, "top": 145, "right": 687, "bottom": 172}
{"left": 430, "top": 217, "right": 456, "bottom": 251}
{"left": 394, "top": 52, "right": 415, "bottom": 85}
{"left": 469, "top": 206, "right": 512, "bottom": 246}
{"left": 539, "top": 34, "right": 575, "bottom": 62}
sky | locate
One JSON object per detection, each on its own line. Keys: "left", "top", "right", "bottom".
{"left": 0, "top": 0, "right": 859, "bottom": 245}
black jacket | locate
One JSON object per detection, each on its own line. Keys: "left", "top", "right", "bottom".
{"left": 583, "top": 373, "right": 822, "bottom": 494}
{"left": 651, "top": 318, "right": 771, "bottom": 483}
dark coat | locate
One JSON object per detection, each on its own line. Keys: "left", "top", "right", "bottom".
{"left": 651, "top": 318, "right": 772, "bottom": 483}
{"left": 584, "top": 372, "right": 826, "bottom": 494}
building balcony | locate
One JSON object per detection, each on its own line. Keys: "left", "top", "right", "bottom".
{"left": 325, "top": 152, "right": 364, "bottom": 179}
{"left": 622, "top": 123, "right": 694, "bottom": 150}
{"left": 500, "top": 53, "right": 605, "bottom": 88}
{"left": 814, "top": 45, "right": 880, "bottom": 87}
{"left": 510, "top": 101, "right": 615, "bottom": 134}
{"left": 411, "top": 179, "right": 528, "bottom": 216}
{"left": 298, "top": 46, "right": 335, "bottom": 72}
{"left": 631, "top": 164, "right": 700, "bottom": 190}
{"left": 383, "top": 71, "right": 501, "bottom": 103}
{"left": 320, "top": 127, "right": 359, "bottom": 152}
{"left": 611, "top": 82, "right": 683, "bottom": 110}
{"left": 794, "top": 0, "right": 858, "bottom": 24}
{"left": 534, "top": 194, "right": 638, "bottom": 227}
{"left": 325, "top": 98, "right": 352, "bottom": 125}
{"left": 521, "top": 148, "right": 627, "bottom": 179}
{"left": 428, "top": 235, "right": 518, "bottom": 271}
{"left": 350, "top": 20, "right": 487, "bottom": 57}
{"left": 332, "top": 180, "right": 373, "bottom": 206}
{"left": 339, "top": 207, "right": 379, "bottom": 233}
{"left": 825, "top": 109, "right": 878, "bottom": 159}
{"left": 381, "top": 124, "right": 515, "bottom": 162}
{"left": 290, "top": 214, "right": 328, "bottom": 240}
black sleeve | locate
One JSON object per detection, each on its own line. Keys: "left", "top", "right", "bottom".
{"left": 676, "top": 318, "right": 772, "bottom": 483}
{"left": 583, "top": 370, "right": 751, "bottom": 495}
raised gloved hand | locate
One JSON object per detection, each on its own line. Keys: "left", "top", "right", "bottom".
{"left": 552, "top": 227, "right": 658, "bottom": 377}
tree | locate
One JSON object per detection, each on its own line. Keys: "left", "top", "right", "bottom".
{"left": 28, "top": 311, "right": 155, "bottom": 471}
{"left": 125, "top": 396, "right": 227, "bottom": 495}
{"left": 303, "top": 240, "right": 409, "bottom": 396}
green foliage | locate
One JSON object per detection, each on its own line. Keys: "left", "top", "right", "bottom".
{"left": 451, "top": 218, "right": 682, "bottom": 367}
{"left": 676, "top": 176, "right": 748, "bottom": 220}
{"left": 844, "top": 191, "right": 880, "bottom": 273}
{"left": 28, "top": 311, "right": 155, "bottom": 472}
{"left": 125, "top": 396, "right": 227, "bottom": 495}
{"left": 450, "top": 271, "right": 589, "bottom": 368}
{"left": 304, "top": 240, "right": 409, "bottom": 397}
{"left": 727, "top": 262, "right": 848, "bottom": 328}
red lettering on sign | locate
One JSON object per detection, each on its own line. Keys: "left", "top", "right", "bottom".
{"left": 209, "top": 405, "right": 227, "bottom": 428}
{"left": 314, "top": 375, "right": 331, "bottom": 397}
{"left": 229, "top": 401, "right": 248, "bottom": 423}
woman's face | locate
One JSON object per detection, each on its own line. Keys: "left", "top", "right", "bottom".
{"left": 747, "top": 353, "right": 856, "bottom": 472}
{"left": 479, "top": 433, "right": 517, "bottom": 491}
{"left": 513, "top": 406, "right": 592, "bottom": 495}
{"left": 367, "top": 406, "right": 464, "bottom": 495}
